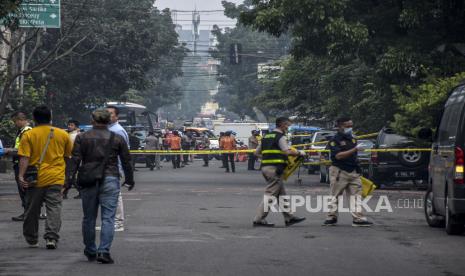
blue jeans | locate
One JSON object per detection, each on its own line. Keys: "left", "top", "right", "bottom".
{"left": 81, "top": 176, "right": 120, "bottom": 254}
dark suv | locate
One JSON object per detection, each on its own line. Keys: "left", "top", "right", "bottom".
{"left": 424, "top": 82, "right": 465, "bottom": 235}
{"left": 370, "top": 128, "right": 430, "bottom": 188}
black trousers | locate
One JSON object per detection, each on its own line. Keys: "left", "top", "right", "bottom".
{"left": 182, "top": 146, "right": 190, "bottom": 164}
{"left": 172, "top": 153, "right": 181, "bottom": 168}
{"left": 163, "top": 146, "right": 171, "bottom": 162}
{"left": 223, "top": 153, "right": 235, "bottom": 172}
{"left": 14, "top": 163, "right": 27, "bottom": 210}
{"left": 146, "top": 155, "right": 155, "bottom": 168}
{"left": 203, "top": 153, "right": 209, "bottom": 165}
{"left": 248, "top": 153, "right": 256, "bottom": 170}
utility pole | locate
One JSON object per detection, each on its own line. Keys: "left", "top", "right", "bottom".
{"left": 192, "top": 9, "right": 200, "bottom": 56}
{"left": 19, "top": 31, "right": 26, "bottom": 96}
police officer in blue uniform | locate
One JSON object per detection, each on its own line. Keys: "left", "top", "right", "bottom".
{"left": 323, "top": 117, "right": 373, "bottom": 227}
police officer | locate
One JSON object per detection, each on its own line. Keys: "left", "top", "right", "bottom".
{"left": 170, "top": 131, "right": 182, "bottom": 169}
{"left": 218, "top": 132, "right": 227, "bottom": 168}
{"left": 253, "top": 117, "right": 306, "bottom": 227}
{"left": 10, "top": 112, "right": 33, "bottom": 221}
{"left": 323, "top": 117, "right": 373, "bottom": 227}
{"left": 248, "top": 130, "right": 260, "bottom": 170}
{"left": 200, "top": 133, "right": 211, "bottom": 167}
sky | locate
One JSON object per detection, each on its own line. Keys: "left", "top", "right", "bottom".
{"left": 154, "top": 0, "right": 243, "bottom": 30}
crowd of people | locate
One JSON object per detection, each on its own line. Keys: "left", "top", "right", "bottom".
{"left": 0, "top": 107, "right": 373, "bottom": 265}
{"left": 0, "top": 108, "right": 264, "bottom": 259}
{"left": 1, "top": 105, "right": 134, "bottom": 264}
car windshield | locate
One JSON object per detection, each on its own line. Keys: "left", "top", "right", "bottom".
{"left": 357, "top": 140, "right": 374, "bottom": 149}
{"left": 314, "top": 132, "right": 335, "bottom": 143}
{"left": 380, "top": 133, "right": 412, "bottom": 147}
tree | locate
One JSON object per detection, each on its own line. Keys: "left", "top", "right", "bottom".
{"left": 12, "top": 0, "right": 185, "bottom": 125}
{"left": 392, "top": 72, "right": 465, "bottom": 136}
{"left": 0, "top": 0, "right": 96, "bottom": 116}
{"left": 238, "top": 0, "right": 465, "bottom": 131}
{"left": 211, "top": 1, "right": 290, "bottom": 120}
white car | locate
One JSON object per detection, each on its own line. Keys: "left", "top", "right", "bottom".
{"left": 307, "top": 131, "right": 336, "bottom": 174}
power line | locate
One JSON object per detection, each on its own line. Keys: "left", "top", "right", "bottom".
{"left": 171, "top": 10, "right": 225, "bottom": 13}
{"left": 174, "top": 20, "right": 236, "bottom": 22}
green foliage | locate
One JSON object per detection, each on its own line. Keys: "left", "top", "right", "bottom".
{"left": 212, "top": 1, "right": 290, "bottom": 119}
{"left": 11, "top": 0, "right": 184, "bottom": 125}
{"left": 0, "top": 81, "right": 45, "bottom": 146}
{"left": 392, "top": 72, "right": 465, "bottom": 136}
{"left": 0, "top": 0, "right": 20, "bottom": 22}
{"left": 237, "top": 0, "right": 465, "bottom": 132}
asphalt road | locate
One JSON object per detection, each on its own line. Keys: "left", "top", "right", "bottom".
{"left": 1, "top": 160, "right": 464, "bottom": 276}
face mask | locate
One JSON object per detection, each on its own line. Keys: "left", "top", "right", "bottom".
{"left": 343, "top": 128, "right": 353, "bottom": 135}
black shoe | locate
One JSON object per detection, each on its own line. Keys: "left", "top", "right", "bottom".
{"left": 73, "top": 194, "right": 81, "bottom": 199}
{"left": 12, "top": 213, "right": 25, "bottom": 221}
{"left": 84, "top": 250, "right": 97, "bottom": 262}
{"left": 97, "top": 253, "right": 114, "bottom": 264}
{"left": 352, "top": 220, "right": 373, "bottom": 227}
{"left": 323, "top": 217, "right": 338, "bottom": 226}
{"left": 46, "top": 239, "right": 57, "bottom": 250}
{"left": 150, "top": 167, "right": 154, "bottom": 171}
{"left": 203, "top": 164, "right": 208, "bottom": 167}
{"left": 63, "top": 194, "right": 68, "bottom": 199}
{"left": 39, "top": 213, "right": 47, "bottom": 220}
{"left": 285, "top": 217, "right": 306, "bottom": 227}
{"left": 253, "top": 221, "right": 275, "bottom": 227}
{"left": 225, "top": 170, "right": 230, "bottom": 173}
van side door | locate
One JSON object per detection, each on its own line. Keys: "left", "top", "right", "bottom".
{"left": 434, "top": 92, "right": 464, "bottom": 214}
{"left": 433, "top": 106, "right": 452, "bottom": 214}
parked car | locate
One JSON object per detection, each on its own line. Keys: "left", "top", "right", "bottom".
{"left": 319, "top": 139, "right": 374, "bottom": 183}
{"left": 370, "top": 127, "right": 430, "bottom": 188}
{"left": 306, "top": 130, "right": 336, "bottom": 174}
{"left": 424, "top": 82, "right": 465, "bottom": 235}
{"left": 289, "top": 125, "right": 320, "bottom": 147}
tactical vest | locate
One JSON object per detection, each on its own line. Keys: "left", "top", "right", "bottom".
{"left": 14, "top": 126, "right": 32, "bottom": 149}
{"left": 261, "top": 131, "right": 288, "bottom": 166}
{"left": 13, "top": 125, "right": 32, "bottom": 164}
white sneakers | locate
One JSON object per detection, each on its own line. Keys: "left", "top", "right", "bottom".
{"left": 114, "top": 223, "right": 125, "bottom": 232}
{"left": 95, "top": 224, "right": 125, "bottom": 232}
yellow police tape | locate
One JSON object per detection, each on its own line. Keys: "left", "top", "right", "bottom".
{"left": 130, "top": 147, "right": 432, "bottom": 155}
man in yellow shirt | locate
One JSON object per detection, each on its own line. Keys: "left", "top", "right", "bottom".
{"left": 18, "top": 105, "right": 72, "bottom": 249}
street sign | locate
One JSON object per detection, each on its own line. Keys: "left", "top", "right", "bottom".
{"left": 16, "top": 0, "right": 61, "bottom": 28}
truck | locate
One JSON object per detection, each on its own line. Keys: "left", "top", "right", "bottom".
{"left": 212, "top": 123, "right": 270, "bottom": 144}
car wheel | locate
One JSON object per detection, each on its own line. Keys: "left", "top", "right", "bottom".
{"left": 445, "top": 195, "right": 465, "bottom": 235}
{"left": 424, "top": 189, "right": 444, "bottom": 228}
{"left": 398, "top": 148, "right": 427, "bottom": 167}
